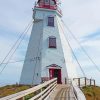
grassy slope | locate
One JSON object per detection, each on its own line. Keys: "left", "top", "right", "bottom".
{"left": 0, "top": 84, "right": 31, "bottom": 98}
{"left": 82, "top": 86, "right": 100, "bottom": 100}
{"left": 1, "top": 84, "right": 100, "bottom": 100}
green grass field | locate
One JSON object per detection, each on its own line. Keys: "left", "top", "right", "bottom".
{"left": 82, "top": 86, "right": 100, "bottom": 100}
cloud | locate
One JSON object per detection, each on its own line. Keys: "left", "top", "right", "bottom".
{"left": 0, "top": 0, "right": 100, "bottom": 86}
{"left": 0, "top": 0, "right": 33, "bottom": 34}
{"left": 62, "top": 0, "right": 100, "bottom": 38}
{"left": 0, "top": 0, "right": 33, "bottom": 85}
{"left": 81, "top": 30, "right": 100, "bottom": 43}
{"left": 0, "top": 63, "right": 23, "bottom": 85}
{"left": 0, "top": 35, "right": 29, "bottom": 85}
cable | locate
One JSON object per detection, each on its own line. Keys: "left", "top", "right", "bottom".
{"left": 57, "top": 18, "right": 86, "bottom": 77}
{"left": 0, "top": 60, "right": 25, "bottom": 64}
{"left": 0, "top": 57, "right": 35, "bottom": 65}
{"left": 0, "top": 22, "right": 33, "bottom": 74}
{"left": 62, "top": 21, "right": 100, "bottom": 73}
{"left": 0, "top": 20, "right": 33, "bottom": 67}
{"left": 0, "top": 23, "right": 32, "bottom": 74}
{"left": 0, "top": 58, "right": 36, "bottom": 65}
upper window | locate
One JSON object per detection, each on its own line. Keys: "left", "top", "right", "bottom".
{"left": 49, "top": 36, "right": 56, "bottom": 48}
{"left": 45, "top": 0, "right": 49, "bottom": 3}
{"left": 48, "top": 17, "right": 54, "bottom": 27}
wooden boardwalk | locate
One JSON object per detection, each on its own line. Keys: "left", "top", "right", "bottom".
{"left": 54, "top": 86, "right": 69, "bottom": 100}
{"left": 0, "top": 78, "right": 86, "bottom": 100}
{"left": 48, "top": 84, "right": 76, "bottom": 100}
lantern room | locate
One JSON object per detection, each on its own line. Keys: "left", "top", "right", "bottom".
{"left": 36, "top": 0, "right": 58, "bottom": 10}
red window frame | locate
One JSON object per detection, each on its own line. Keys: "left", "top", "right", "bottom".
{"left": 48, "top": 17, "right": 54, "bottom": 27}
{"left": 49, "top": 36, "right": 56, "bottom": 48}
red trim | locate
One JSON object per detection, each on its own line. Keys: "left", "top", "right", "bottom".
{"left": 36, "top": 0, "right": 62, "bottom": 15}
{"left": 49, "top": 0, "right": 50, "bottom": 7}
{"left": 49, "top": 68, "right": 62, "bottom": 84}
{"left": 38, "top": 0, "right": 56, "bottom": 4}
{"left": 37, "top": 5, "right": 57, "bottom": 10}
{"left": 37, "top": 0, "right": 57, "bottom": 10}
{"left": 49, "top": 69, "right": 53, "bottom": 79}
{"left": 49, "top": 36, "right": 56, "bottom": 48}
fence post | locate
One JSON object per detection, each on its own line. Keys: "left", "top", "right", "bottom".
{"left": 94, "top": 80, "right": 95, "bottom": 87}
{"left": 85, "top": 77, "right": 86, "bottom": 87}
{"left": 90, "top": 79, "right": 91, "bottom": 86}
{"left": 78, "top": 78, "right": 80, "bottom": 87}
{"left": 65, "top": 78, "right": 67, "bottom": 84}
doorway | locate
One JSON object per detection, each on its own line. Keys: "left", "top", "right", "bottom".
{"left": 49, "top": 68, "right": 62, "bottom": 84}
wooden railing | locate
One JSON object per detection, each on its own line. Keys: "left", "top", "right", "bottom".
{"left": 66, "top": 79, "right": 86, "bottom": 100}
{"left": 73, "top": 77, "right": 95, "bottom": 87}
{"left": 0, "top": 78, "right": 57, "bottom": 100}
{"left": 72, "top": 81, "right": 86, "bottom": 100}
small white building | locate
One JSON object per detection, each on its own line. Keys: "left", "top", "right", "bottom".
{"left": 20, "top": 0, "right": 77, "bottom": 85}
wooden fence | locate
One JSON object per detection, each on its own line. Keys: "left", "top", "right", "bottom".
{"left": 0, "top": 78, "right": 57, "bottom": 100}
{"left": 73, "top": 77, "right": 95, "bottom": 87}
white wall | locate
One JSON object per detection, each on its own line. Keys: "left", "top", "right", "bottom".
{"left": 20, "top": 20, "right": 43, "bottom": 85}
{"left": 20, "top": 7, "right": 77, "bottom": 85}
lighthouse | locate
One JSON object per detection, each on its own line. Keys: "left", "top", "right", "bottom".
{"left": 20, "top": 0, "right": 77, "bottom": 85}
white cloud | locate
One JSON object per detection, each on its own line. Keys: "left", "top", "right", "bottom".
{"left": 62, "top": 0, "right": 100, "bottom": 38}
{"left": 0, "top": 0, "right": 33, "bottom": 33}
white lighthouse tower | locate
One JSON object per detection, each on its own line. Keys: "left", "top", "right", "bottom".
{"left": 20, "top": 0, "right": 77, "bottom": 85}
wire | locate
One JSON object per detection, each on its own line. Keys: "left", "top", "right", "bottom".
{"left": 0, "top": 20, "right": 33, "bottom": 67}
{"left": 0, "top": 60, "right": 25, "bottom": 64}
{"left": 0, "top": 22, "right": 33, "bottom": 74}
{"left": 57, "top": 18, "right": 86, "bottom": 77}
{"left": 0, "top": 58, "right": 36, "bottom": 65}
{"left": 62, "top": 21, "right": 100, "bottom": 73}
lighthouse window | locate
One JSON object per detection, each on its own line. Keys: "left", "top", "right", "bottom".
{"left": 49, "top": 36, "right": 56, "bottom": 48}
{"left": 48, "top": 17, "right": 54, "bottom": 27}
{"left": 45, "top": 0, "right": 49, "bottom": 3}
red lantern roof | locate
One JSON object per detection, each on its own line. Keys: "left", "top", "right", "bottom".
{"left": 35, "top": 0, "right": 62, "bottom": 15}
{"left": 36, "top": 0, "right": 57, "bottom": 10}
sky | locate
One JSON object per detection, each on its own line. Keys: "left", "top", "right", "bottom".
{"left": 0, "top": 0, "right": 100, "bottom": 86}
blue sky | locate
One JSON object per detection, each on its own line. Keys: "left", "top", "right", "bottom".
{"left": 0, "top": 0, "right": 100, "bottom": 86}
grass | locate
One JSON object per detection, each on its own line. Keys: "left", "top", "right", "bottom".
{"left": 0, "top": 84, "right": 45, "bottom": 99}
{"left": 2, "top": 84, "right": 100, "bottom": 100}
{"left": 82, "top": 86, "right": 100, "bottom": 100}
{"left": 0, "top": 84, "right": 31, "bottom": 98}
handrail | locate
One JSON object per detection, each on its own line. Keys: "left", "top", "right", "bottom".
{"left": 0, "top": 78, "right": 57, "bottom": 100}
{"left": 66, "top": 79, "right": 86, "bottom": 100}
{"left": 73, "top": 77, "right": 95, "bottom": 87}
{"left": 72, "top": 81, "right": 86, "bottom": 100}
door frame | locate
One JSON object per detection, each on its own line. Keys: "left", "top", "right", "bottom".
{"left": 49, "top": 68, "right": 62, "bottom": 84}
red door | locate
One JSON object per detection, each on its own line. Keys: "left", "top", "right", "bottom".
{"left": 49, "top": 68, "right": 62, "bottom": 84}
{"left": 49, "top": 69, "right": 54, "bottom": 79}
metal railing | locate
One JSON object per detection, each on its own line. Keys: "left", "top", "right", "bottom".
{"left": 0, "top": 78, "right": 57, "bottom": 100}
